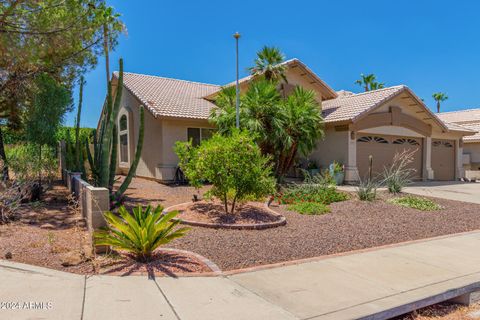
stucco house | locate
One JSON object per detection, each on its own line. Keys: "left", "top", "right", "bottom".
{"left": 104, "top": 58, "right": 475, "bottom": 183}
{"left": 437, "top": 109, "right": 480, "bottom": 178}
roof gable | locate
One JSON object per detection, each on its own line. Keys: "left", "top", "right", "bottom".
{"left": 205, "top": 59, "right": 338, "bottom": 101}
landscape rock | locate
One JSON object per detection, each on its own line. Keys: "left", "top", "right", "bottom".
{"left": 4, "top": 251, "right": 12, "bottom": 259}
{"left": 61, "top": 251, "right": 83, "bottom": 267}
{"left": 40, "top": 223, "right": 55, "bottom": 230}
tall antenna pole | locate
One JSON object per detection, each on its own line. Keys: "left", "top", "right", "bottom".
{"left": 233, "top": 32, "right": 241, "bottom": 129}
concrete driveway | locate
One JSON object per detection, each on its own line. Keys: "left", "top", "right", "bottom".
{"left": 404, "top": 181, "right": 480, "bottom": 204}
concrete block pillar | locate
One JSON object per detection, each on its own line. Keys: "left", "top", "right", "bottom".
{"left": 423, "top": 137, "right": 434, "bottom": 180}
{"left": 456, "top": 139, "right": 464, "bottom": 180}
{"left": 85, "top": 186, "right": 109, "bottom": 231}
{"left": 69, "top": 172, "right": 82, "bottom": 194}
{"left": 451, "top": 290, "right": 480, "bottom": 306}
{"left": 345, "top": 129, "right": 359, "bottom": 183}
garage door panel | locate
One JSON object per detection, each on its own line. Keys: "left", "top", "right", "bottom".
{"left": 431, "top": 139, "right": 455, "bottom": 181}
{"left": 357, "top": 135, "right": 422, "bottom": 181}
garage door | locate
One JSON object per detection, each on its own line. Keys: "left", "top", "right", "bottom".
{"left": 431, "top": 139, "right": 455, "bottom": 181}
{"left": 356, "top": 135, "right": 423, "bottom": 181}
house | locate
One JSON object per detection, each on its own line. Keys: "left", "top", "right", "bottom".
{"left": 437, "top": 109, "right": 480, "bottom": 178}
{"left": 105, "top": 59, "right": 475, "bottom": 183}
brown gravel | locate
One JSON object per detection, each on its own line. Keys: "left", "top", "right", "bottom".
{"left": 173, "top": 201, "right": 280, "bottom": 225}
{"left": 121, "top": 177, "right": 480, "bottom": 271}
{"left": 94, "top": 249, "right": 212, "bottom": 277}
{"left": 393, "top": 301, "right": 480, "bottom": 319}
{"left": 0, "top": 180, "right": 213, "bottom": 276}
{"left": 0, "top": 182, "right": 92, "bottom": 274}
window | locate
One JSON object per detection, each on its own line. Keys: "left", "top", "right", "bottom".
{"left": 119, "top": 114, "right": 129, "bottom": 163}
{"left": 187, "top": 128, "right": 216, "bottom": 146}
{"left": 357, "top": 136, "right": 389, "bottom": 144}
{"left": 393, "top": 138, "right": 420, "bottom": 146}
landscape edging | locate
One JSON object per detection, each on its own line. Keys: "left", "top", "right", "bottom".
{"left": 163, "top": 201, "right": 286, "bottom": 230}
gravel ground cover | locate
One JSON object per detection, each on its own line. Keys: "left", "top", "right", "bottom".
{"left": 394, "top": 301, "right": 480, "bottom": 319}
{"left": 122, "top": 177, "right": 480, "bottom": 271}
{"left": 0, "top": 180, "right": 214, "bottom": 276}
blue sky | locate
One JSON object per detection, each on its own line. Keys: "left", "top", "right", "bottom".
{"left": 68, "top": 0, "right": 480, "bottom": 128}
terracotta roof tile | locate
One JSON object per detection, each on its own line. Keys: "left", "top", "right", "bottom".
{"left": 437, "top": 109, "right": 480, "bottom": 124}
{"left": 322, "top": 85, "right": 406, "bottom": 123}
{"left": 114, "top": 72, "right": 220, "bottom": 119}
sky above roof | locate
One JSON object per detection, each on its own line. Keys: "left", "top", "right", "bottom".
{"left": 68, "top": 0, "right": 480, "bottom": 127}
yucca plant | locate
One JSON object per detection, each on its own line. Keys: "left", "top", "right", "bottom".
{"left": 94, "top": 205, "right": 190, "bottom": 262}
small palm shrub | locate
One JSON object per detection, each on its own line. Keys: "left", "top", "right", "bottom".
{"left": 356, "top": 178, "right": 378, "bottom": 201}
{"left": 94, "top": 205, "right": 190, "bottom": 262}
{"left": 381, "top": 150, "right": 416, "bottom": 194}
{"left": 388, "top": 196, "right": 442, "bottom": 211}
{"left": 287, "top": 202, "right": 330, "bottom": 215}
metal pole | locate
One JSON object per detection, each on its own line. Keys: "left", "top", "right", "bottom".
{"left": 234, "top": 32, "right": 241, "bottom": 129}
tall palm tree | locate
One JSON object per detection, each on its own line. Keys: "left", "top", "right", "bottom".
{"left": 355, "top": 73, "right": 384, "bottom": 91}
{"left": 276, "top": 86, "right": 324, "bottom": 177}
{"left": 432, "top": 92, "right": 448, "bottom": 113}
{"left": 248, "top": 46, "right": 287, "bottom": 83}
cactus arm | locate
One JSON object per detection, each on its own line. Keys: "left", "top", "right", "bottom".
{"left": 99, "top": 59, "right": 123, "bottom": 187}
{"left": 85, "top": 137, "right": 95, "bottom": 180}
{"left": 114, "top": 106, "right": 144, "bottom": 200}
{"left": 75, "top": 77, "right": 84, "bottom": 171}
{"left": 108, "top": 124, "right": 118, "bottom": 190}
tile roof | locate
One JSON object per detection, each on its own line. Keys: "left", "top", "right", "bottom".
{"left": 437, "top": 109, "right": 480, "bottom": 141}
{"left": 218, "top": 58, "right": 338, "bottom": 100}
{"left": 437, "top": 109, "right": 480, "bottom": 124}
{"left": 322, "top": 85, "right": 406, "bottom": 123}
{"left": 114, "top": 72, "right": 220, "bottom": 119}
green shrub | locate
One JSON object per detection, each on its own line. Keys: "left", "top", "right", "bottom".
{"left": 175, "top": 130, "right": 276, "bottom": 214}
{"left": 94, "top": 205, "right": 189, "bottom": 262}
{"left": 5, "top": 144, "right": 57, "bottom": 182}
{"left": 287, "top": 202, "right": 330, "bottom": 215}
{"left": 356, "top": 178, "right": 378, "bottom": 201}
{"left": 278, "top": 185, "right": 347, "bottom": 205}
{"left": 388, "top": 196, "right": 442, "bottom": 211}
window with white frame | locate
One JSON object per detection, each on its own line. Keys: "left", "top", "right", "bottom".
{"left": 187, "top": 128, "right": 216, "bottom": 146}
{"left": 119, "top": 114, "right": 129, "bottom": 163}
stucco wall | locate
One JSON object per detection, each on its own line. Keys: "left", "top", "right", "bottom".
{"left": 463, "top": 142, "right": 480, "bottom": 170}
{"left": 158, "top": 118, "right": 214, "bottom": 180}
{"left": 116, "top": 89, "right": 163, "bottom": 180}
{"left": 309, "top": 128, "right": 348, "bottom": 170}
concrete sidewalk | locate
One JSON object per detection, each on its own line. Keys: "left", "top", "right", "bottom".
{"left": 2, "top": 231, "right": 480, "bottom": 320}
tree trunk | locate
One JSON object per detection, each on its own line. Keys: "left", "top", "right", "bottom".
{"left": 0, "top": 126, "right": 9, "bottom": 181}
{"left": 437, "top": 101, "right": 440, "bottom": 113}
{"left": 38, "top": 144, "right": 42, "bottom": 186}
{"left": 230, "top": 194, "right": 238, "bottom": 214}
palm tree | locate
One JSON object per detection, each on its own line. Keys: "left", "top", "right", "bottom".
{"left": 248, "top": 46, "right": 287, "bottom": 83}
{"left": 432, "top": 92, "right": 448, "bottom": 113}
{"left": 355, "top": 73, "right": 385, "bottom": 91}
{"left": 276, "top": 86, "right": 324, "bottom": 177}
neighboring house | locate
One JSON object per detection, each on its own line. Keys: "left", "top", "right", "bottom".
{"left": 104, "top": 59, "right": 475, "bottom": 183}
{"left": 438, "top": 109, "right": 480, "bottom": 173}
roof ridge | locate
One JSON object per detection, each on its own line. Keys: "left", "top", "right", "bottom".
{"left": 439, "top": 108, "right": 480, "bottom": 115}
{"left": 347, "top": 85, "right": 405, "bottom": 98}
{"left": 114, "top": 71, "right": 221, "bottom": 87}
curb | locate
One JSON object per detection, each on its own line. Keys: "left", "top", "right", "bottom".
{"left": 163, "top": 201, "right": 287, "bottom": 230}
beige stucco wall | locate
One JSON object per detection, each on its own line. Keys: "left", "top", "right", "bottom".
{"left": 158, "top": 118, "right": 214, "bottom": 180}
{"left": 309, "top": 128, "right": 348, "bottom": 170}
{"left": 115, "top": 88, "right": 163, "bottom": 180}
{"left": 463, "top": 142, "right": 480, "bottom": 170}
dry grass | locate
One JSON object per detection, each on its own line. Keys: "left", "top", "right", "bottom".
{"left": 395, "top": 302, "right": 480, "bottom": 319}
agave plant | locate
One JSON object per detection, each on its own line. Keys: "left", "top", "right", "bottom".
{"left": 94, "top": 205, "right": 190, "bottom": 262}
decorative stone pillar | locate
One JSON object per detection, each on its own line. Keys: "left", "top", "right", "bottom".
{"left": 345, "top": 129, "right": 359, "bottom": 184}
{"left": 423, "top": 137, "right": 434, "bottom": 180}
